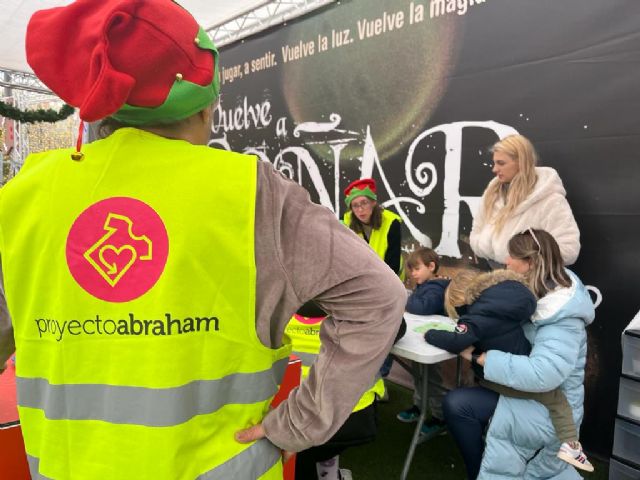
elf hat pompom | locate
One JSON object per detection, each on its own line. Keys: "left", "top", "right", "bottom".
{"left": 344, "top": 178, "right": 378, "bottom": 208}
{"left": 26, "top": 0, "right": 219, "bottom": 124}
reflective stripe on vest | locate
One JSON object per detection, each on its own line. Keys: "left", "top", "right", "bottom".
{"left": 294, "top": 351, "right": 317, "bottom": 368}
{"left": 27, "top": 438, "right": 281, "bottom": 480}
{"left": 0, "top": 128, "right": 289, "bottom": 480}
{"left": 285, "top": 314, "right": 385, "bottom": 412}
{"left": 18, "top": 358, "right": 288, "bottom": 426}
{"left": 26, "top": 456, "right": 53, "bottom": 480}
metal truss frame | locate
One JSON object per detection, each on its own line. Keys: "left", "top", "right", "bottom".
{"left": 208, "top": 0, "right": 335, "bottom": 47}
{"left": 0, "top": 0, "right": 337, "bottom": 174}
{"left": 0, "top": 69, "right": 50, "bottom": 95}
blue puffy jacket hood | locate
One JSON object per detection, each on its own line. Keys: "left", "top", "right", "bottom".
{"left": 530, "top": 270, "right": 595, "bottom": 328}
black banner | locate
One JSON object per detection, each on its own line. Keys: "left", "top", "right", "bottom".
{"left": 214, "top": 0, "right": 640, "bottom": 456}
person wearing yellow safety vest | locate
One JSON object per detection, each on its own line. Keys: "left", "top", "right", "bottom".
{"left": 343, "top": 178, "right": 403, "bottom": 387}
{"left": 285, "top": 305, "right": 389, "bottom": 480}
{"left": 343, "top": 178, "right": 403, "bottom": 277}
{"left": 0, "top": 1, "right": 406, "bottom": 479}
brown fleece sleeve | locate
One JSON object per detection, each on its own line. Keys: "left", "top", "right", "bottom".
{"left": 253, "top": 162, "right": 405, "bottom": 452}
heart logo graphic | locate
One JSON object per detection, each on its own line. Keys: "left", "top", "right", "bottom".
{"left": 66, "top": 197, "right": 169, "bottom": 303}
{"left": 98, "top": 245, "right": 137, "bottom": 287}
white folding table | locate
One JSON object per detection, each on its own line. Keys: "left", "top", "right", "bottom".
{"left": 391, "top": 313, "right": 460, "bottom": 480}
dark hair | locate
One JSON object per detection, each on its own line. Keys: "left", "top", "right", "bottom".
{"left": 406, "top": 247, "right": 440, "bottom": 273}
{"left": 349, "top": 203, "right": 383, "bottom": 233}
{"left": 98, "top": 118, "right": 127, "bottom": 139}
{"left": 97, "top": 115, "right": 196, "bottom": 139}
{"left": 507, "top": 228, "right": 571, "bottom": 298}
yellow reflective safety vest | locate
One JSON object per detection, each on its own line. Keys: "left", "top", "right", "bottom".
{"left": 0, "top": 128, "right": 290, "bottom": 480}
{"left": 343, "top": 208, "right": 404, "bottom": 279}
{"left": 284, "top": 314, "right": 384, "bottom": 412}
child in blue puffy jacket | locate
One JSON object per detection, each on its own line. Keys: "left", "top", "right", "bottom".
{"left": 405, "top": 249, "right": 450, "bottom": 317}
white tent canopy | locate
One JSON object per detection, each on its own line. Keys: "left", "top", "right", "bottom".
{"left": 0, "top": 0, "right": 269, "bottom": 74}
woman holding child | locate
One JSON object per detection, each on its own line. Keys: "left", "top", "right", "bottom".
{"left": 439, "top": 229, "right": 595, "bottom": 479}
{"left": 470, "top": 134, "right": 580, "bottom": 268}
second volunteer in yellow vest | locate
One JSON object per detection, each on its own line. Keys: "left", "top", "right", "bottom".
{"left": 286, "top": 314, "right": 385, "bottom": 412}
{"left": 285, "top": 311, "right": 384, "bottom": 479}
{"left": 343, "top": 178, "right": 404, "bottom": 394}
{"left": 343, "top": 178, "right": 403, "bottom": 277}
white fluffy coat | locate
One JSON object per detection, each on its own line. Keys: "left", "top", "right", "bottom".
{"left": 470, "top": 167, "right": 580, "bottom": 265}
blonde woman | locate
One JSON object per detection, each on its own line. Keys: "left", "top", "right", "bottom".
{"left": 470, "top": 134, "right": 580, "bottom": 268}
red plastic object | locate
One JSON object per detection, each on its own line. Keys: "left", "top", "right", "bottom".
{"left": 272, "top": 355, "right": 302, "bottom": 407}
{"left": 0, "top": 359, "right": 30, "bottom": 480}
{"left": 271, "top": 355, "right": 302, "bottom": 480}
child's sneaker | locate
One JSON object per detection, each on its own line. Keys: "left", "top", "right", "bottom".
{"left": 420, "top": 417, "right": 447, "bottom": 438}
{"left": 338, "top": 469, "right": 353, "bottom": 480}
{"left": 396, "top": 405, "right": 421, "bottom": 423}
{"left": 557, "top": 441, "right": 594, "bottom": 472}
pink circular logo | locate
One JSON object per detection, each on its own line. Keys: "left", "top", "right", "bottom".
{"left": 66, "top": 197, "right": 169, "bottom": 302}
{"left": 293, "top": 314, "right": 325, "bottom": 325}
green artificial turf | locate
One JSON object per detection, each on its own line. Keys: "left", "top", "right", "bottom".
{"left": 340, "top": 382, "right": 609, "bottom": 480}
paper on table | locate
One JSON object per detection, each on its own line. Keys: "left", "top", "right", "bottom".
{"left": 393, "top": 313, "right": 457, "bottom": 364}
{"left": 413, "top": 321, "right": 456, "bottom": 335}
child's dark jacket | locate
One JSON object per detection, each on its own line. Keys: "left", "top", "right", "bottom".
{"left": 425, "top": 270, "right": 536, "bottom": 376}
{"left": 406, "top": 278, "right": 450, "bottom": 315}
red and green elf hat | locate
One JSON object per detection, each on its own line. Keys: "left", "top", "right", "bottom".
{"left": 26, "top": 0, "right": 220, "bottom": 125}
{"left": 344, "top": 178, "right": 378, "bottom": 208}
